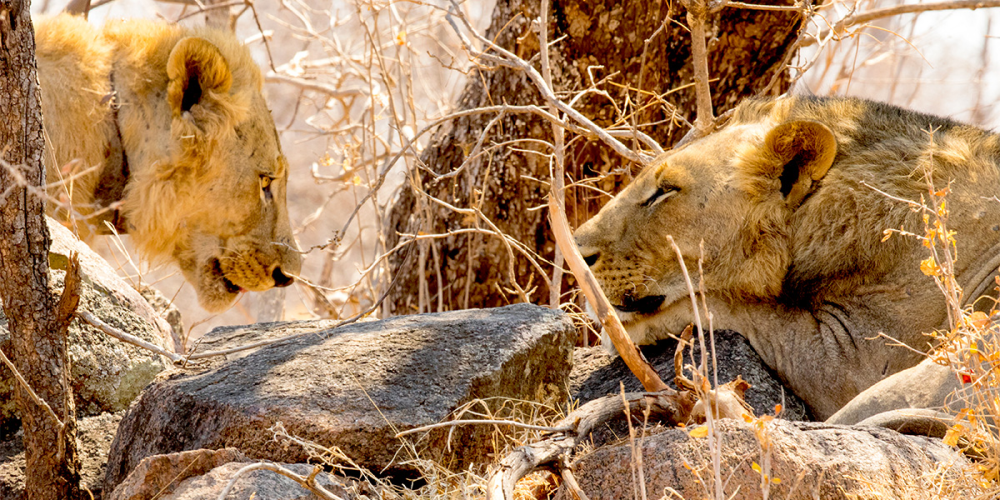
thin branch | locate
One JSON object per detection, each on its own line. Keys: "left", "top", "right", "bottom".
{"left": 720, "top": 0, "right": 806, "bottom": 11}
{"left": 445, "top": 1, "right": 656, "bottom": 165}
{"left": 395, "top": 419, "right": 573, "bottom": 438}
{"left": 801, "top": 0, "right": 1000, "bottom": 48}
{"left": 0, "top": 349, "right": 63, "bottom": 428}
{"left": 265, "top": 74, "right": 364, "bottom": 99}
{"left": 216, "top": 463, "right": 344, "bottom": 500}
{"left": 78, "top": 311, "right": 185, "bottom": 364}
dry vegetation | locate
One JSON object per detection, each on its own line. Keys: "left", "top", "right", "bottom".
{"left": 22, "top": 0, "right": 1000, "bottom": 498}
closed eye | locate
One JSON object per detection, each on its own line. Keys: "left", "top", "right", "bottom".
{"left": 642, "top": 186, "right": 679, "bottom": 207}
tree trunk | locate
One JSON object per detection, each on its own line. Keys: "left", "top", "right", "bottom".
{"left": 0, "top": 2, "right": 82, "bottom": 498}
{"left": 385, "top": 0, "right": 802, "bottom": 315}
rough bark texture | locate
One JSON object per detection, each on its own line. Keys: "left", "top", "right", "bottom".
{"left": 0, "top": 2, "right": 82, "bottom": 498}
{"left": 385, "top": 0, "right": 802, "bottom": 314}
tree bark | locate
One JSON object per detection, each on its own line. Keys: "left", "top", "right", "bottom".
{"left": 0, "top": 2, "right": 82, "bottom": 498}
{"left": 385, "top": 0, "right": 802, "bottom": 314}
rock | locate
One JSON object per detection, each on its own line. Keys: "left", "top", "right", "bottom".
{"left": 107, "top": 448, "right": 246, "bottom": 500}
{"left": 828, "top": 356, "right": 963, "bottom": 426}
{"left": 557, "top": 419, "right": 981, "bottom": 500}
{"left": 572, "top": 330, "right": 810, "bottom": 421}
{"left": 0, "top": 411, "right": 124, "bottom": 500}
{"left": 105, "top": 304, "right": 575, "bottom": 493}
{"left": 141, "top": 462, "right": 356, "bottom": 500}
{"left": 0, "top": 218, "right": 172, "bottom": 435}
{"left": 139, "top": 286, "right": 185, "bottom": 352}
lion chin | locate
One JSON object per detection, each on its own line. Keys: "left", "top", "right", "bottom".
{"left": 189, "top": 257, "right": 243, "bottom": 313}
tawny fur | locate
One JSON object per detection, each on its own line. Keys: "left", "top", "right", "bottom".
{"left": 575, "top": 96, "right": 1000, "bottom": 419}
{"left": 35, "top": 15, "right": 300, "bottom": 312}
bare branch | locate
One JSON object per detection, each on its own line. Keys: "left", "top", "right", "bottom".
{"left": 801, "top": 0, "right": 1000, "bottom": 48}
{"left": 486, "top": 390, "right": 695, "bottom": 500}
{"left": 548, "top": 194, "right": 668, "bottom": 392}
{"left": 682, "top": 0, "right": 716, "bottom": 136}
{"left": 395, "top": 419, "right": 573, "bottom": 438}
{"left": 0, "top": 349, "right": 63, "bottom": 429}
{"left": 78, "top": 311, "right": 185, "bottom": 364}
{"left": 445, "top": 2, "right": 656, "bottom": 165}
{"left": 265, "top": 74, "right": 364, "bottom": 99}
{"left": 216, "top": 463, "right": 345, "bottom": 500}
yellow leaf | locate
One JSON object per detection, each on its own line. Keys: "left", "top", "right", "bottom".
{"left": 751, "top": 462, "right": 762, "bottom": 473}
{"left": 969, "top": 311, "right": 991, "bottom": 330}
{"left": 741, "top": 413, "right": 754, "bottom": 423}
{"left": 688, "top": 426, "right": 708, "bottom": 438}
{"left": 352, "top": 175, "right": 363, "bottom": 186}
{"left": 772, "top": 477, "right": 782, "bottom": 484}
{"left": 943, "top": 426, "right": 963, "bottom": 447}
{"left": 920, "top": 257, "right": 940, "bottom": 277}
{"left": 396, "top": 31, "right": 407, "bottom": 45}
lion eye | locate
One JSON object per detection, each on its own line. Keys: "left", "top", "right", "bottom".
{"left": 260, "top": 175, "right": 273, "bottom": 201}
{"left": 643, "top": 186, "right": 679, "bottom": 207}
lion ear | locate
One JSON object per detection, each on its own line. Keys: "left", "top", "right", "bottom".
{"left": 764, "top": 120, "right": 837, "bottom": 209}
{"left": 166, "top": 37, "right": 233, "bottom": 118}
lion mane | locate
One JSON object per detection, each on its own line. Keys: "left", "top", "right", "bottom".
{"left": 35, "top": 14, "right": 300, "bottom": 312}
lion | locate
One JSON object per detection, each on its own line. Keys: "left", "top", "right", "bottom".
{"left": 574, "top": 96, "right": 1000, "bottom": 420}
{"left": 33, "top": 15, "right": 301, "bottom": 312}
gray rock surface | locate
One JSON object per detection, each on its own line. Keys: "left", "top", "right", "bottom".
{"left": 107, "top": 448, "right": 247, "bottom": 500}
{"left": 558, "top": 419, "right": 981, "bottom": 500}
{"left": 105, "top": 304, "right": 575, "bottom": 493}
{"left": 572, "top": 330, "right": 810, "bottom": 421}
{"left": 0, "top": 219, "right": 172, "bottom": 434}
{"left": 828, "top": 356, "right": 963, "bottom": 426}
{"left": 0, "top": 411, "right": 123, "bottom": 500}
{"left": 150, "top": 462, "right": 355, "bottom": 500}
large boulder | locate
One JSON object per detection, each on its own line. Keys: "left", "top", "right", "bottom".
{"left": 572, "top": 330, "right": 810, "bottom": 422}
{"left": 0, "top": 219, "right": 173, "bottom": 434}
{"left": 105, "top": 304, "right": 576, "bottom": 493}
{"left": 558, "top": 419, "right": 980, "bottom": 499}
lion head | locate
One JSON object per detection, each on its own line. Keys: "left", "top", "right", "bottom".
{"left": 574, "top": 115, "right": 837, "bottom": 343}
{"left": 103, "top": 25, "right": 302, "bottom": 312}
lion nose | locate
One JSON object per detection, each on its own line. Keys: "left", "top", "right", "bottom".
{"left": 272, "top": 266, "right": 294, "bottom": 288}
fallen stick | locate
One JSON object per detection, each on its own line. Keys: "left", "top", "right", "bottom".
{"left": 485, "top": 389, "right": 696, "bottom": 500}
